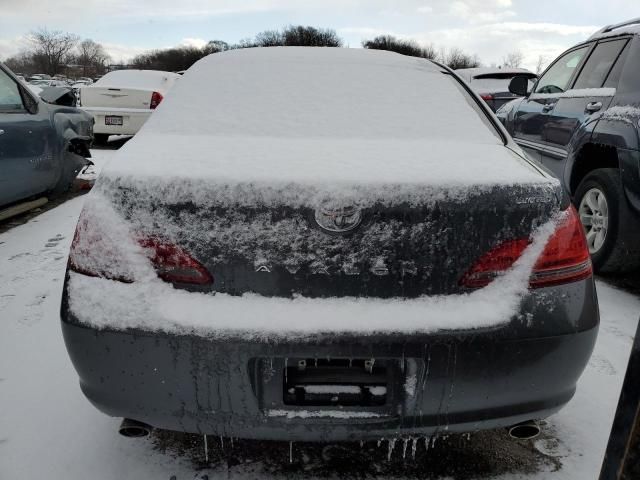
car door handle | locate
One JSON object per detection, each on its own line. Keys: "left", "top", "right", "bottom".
{"left": 0, "top": 129, "right": 4, "bottom": 135}
{"left": 585, "top": 101, "right": 603, "bottom": 113}
{"left": 542, "top": 102, "right": 557, "bottom": 112}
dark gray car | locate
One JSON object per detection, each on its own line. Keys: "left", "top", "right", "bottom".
{"left": 0, "top": 63, "right": 93, "bottom": 211}
{"left": 498, "top": 18, "right": 640, "bottom": 272}
{"left": 61, "top": 48, "right": 598, "bottom": 442}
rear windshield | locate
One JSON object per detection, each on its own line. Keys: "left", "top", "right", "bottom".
{"left": 147, "top": 48, "right": 503, "bottom": 144}
{"left": 471, "top": 74, "right": 537, "bottom": 93}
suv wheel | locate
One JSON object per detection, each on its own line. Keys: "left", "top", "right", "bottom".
{"left": 575, "top": 168, "right": 640, "bottom": 273}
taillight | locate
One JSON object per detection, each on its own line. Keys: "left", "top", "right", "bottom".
{"left": 529, "top": 206, "right": 593, "bottom": 288}
{"left": 69, "top": 216, "right": 212, "bottom": 285}
{"left": 459, "top": 238, "right": 528, "bottom": 288}
{"left": 150, "top": 91, "right": 163, "bottom": 109}
{"left": 138, "top": 237, "right": 213, "bottom": 285}
{"left": 460, "top": 206, "right": 592, "bottom": 289}
{"left": 480, "top": 93, "right": 494, "bottom": 101}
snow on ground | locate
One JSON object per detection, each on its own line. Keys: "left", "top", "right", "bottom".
{"left": 0, "top": 157, "right": 638, "bottom": 478}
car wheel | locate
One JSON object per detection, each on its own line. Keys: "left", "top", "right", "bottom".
{"left": 575, "top": 168, "right": 640, "bottom": 273}
{"left": 93, "top": 134, "right": 110, "bottom": 146}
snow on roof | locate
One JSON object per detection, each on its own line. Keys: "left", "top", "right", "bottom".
{"left": 90, "top": 69, "right": 180, "bottom": 90}
{"left": 98, "top": 47, "right": 552, "bottom": 205}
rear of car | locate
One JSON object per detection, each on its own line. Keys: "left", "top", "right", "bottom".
{"left": 61, "top": 48, "right": 598, "bottom": 441}
{"left": 79, "top": 70, "right": 179, "bottom": 139}
{"left": 457, "top": 68, "right": 537, "bottom": 112}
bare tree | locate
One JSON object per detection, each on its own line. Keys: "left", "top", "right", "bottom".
{"left": 281, "top": 25, "right": 342, "bottom": 47}
{"left": 503, "top": 50, "right": 524, "bottom": 68}
{"left": 535, "top": 55, "right": 547, "bottom": 75}
{"left": 362, "top": 35, "right": 437, "bottom": 60}
{"left": 249, "top": 26, "right": 342, "bottom": 48}
{"left": 253, "top": 30, "right": 283, "bottom": 47}
{"left": 29, "top": 28, "right": 79, "bottom": 75}
{"left": 441, "top": 47, "right": 481, "bottom": 69}
{"left": 76, "top": 39, "right": 110, "bottom": 76}
{"left": 4, "top": 51, "right": 34, "bottom": 74}
{"left": 205, "top": 40, "right": 229, "bottom": 53}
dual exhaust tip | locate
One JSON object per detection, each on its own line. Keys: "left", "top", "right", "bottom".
{"left": 119, "top": 418, "right": 152, "bottom": 438}
{"left": 118, "top": 418, "right": 541, "bottom": 441}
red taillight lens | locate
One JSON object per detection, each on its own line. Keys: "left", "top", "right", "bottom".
{"left": 138, "top": 237, "right": 213, "bottom": 285}
{"left": 69, "top": 220, "right": 212, "bottom": 285}
{"left": 150, "top": 91, "right": 163, "bottom": 109}
{"left": 480, "top": 93, "right": 494, "bottom": 101}
{"left": 459, "top": 238, "right": 529, "bottom": 288}
{"left": 529, "top": 206, "right": 592, "bottom": 288}
{"left": 460, "top": 206, "right": 592, "bottom": 289}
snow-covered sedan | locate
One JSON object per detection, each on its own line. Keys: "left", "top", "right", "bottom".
{"left": 79, "top": 69, "right": 179, "bottom": 144}
{"left": 61, "top": 48, "right": 598, "bottom": 443}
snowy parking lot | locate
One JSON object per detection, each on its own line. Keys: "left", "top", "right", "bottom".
{"left": 0, "top": 147, "right": 638, "bottom": 479}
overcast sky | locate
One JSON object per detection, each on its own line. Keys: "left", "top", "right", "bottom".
{"left": 0, "top": 0, "right": 637, "bottom": 70}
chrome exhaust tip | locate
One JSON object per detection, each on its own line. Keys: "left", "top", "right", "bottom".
{"left": 118, "top": 418, "right": 152, "bottom": 438}
{"left": 508, "top": 420, "right": 541, "bottom": 440}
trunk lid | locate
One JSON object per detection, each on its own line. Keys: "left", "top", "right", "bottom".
{"left": 80, "top": 86, "right": 153, "bottom": 109}
{"left": 102, "top": 137, "right": 562, "bottom": 299}
{"left": 148, "top": 187, "right": 559, "bottom": 298}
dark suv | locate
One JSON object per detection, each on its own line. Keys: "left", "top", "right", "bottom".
{"left": 497, "top": 18, "right": 640, "bottom": 272}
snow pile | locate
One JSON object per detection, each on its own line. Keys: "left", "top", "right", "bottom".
{"left": 67, "top": 210, "right": 560, "bottom": 340}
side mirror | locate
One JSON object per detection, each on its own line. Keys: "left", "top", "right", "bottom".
{"left": 508, "top": 75, "right": 531, "bottom": 97}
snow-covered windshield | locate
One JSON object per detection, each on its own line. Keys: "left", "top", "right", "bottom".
{"left": 145, "top": 47, "right": 501, "bottom": 142}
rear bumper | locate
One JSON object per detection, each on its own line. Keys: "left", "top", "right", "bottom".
{"left": 81, "top": 107, "right": 151, "bottom": 135}
{"left": 61, "top": 278, "right": 599, "bottom": 441}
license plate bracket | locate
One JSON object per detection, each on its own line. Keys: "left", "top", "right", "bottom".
{"left": 284, "top": 358, "right": 389, "bottom": 406}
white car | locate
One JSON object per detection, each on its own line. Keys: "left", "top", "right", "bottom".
{"left": 79, "top": 70, "right": 180, "bottom": 143}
